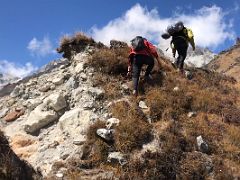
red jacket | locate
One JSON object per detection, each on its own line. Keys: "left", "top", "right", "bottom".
{"left": 129, "top": 39, "right": 159, "bottom": 59}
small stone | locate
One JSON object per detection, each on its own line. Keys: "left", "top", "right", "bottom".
{"left": 139, "top": 101, "right": 148, "bottom": 109}
{"left": 106, "top": 118, "right": 120, "bottom": 129}
{"left": 121, "top": 83, "right": 129, "bottom": 90}
{"left": 80, "top": 73, "right": 87, "bottom": 81}
{"left": 22, "top": 93, "right": 29, "bottom": 100}
{"left": 173, "top": 86, "right": 180, "bottom": 91}
{"left": 96, "top": 128, "right": 114, "bottom": 141}
{"left": 50, "top": 84, "right": 56, "bottom": 90}
{"left": 107, "top": 152, "right": 127, "bottom": 166}
{"left": 73, "top": 139, "right": 85, "bottom": 145}
{"left": 39, "top": 84, "right": 51, "bottom": 92}
{"left": 196, "top": 135, "right": 209, "bottom": 154}
{"left": 52, "top": 77, "right": 64, "bottom": 85}
{"left": 8, "top": 99, "right": 16, "bottom": 106}
{"left": 56, "top": 172, "right": 64, "bottom": 178}
{"left": 185, "top": 70, "right": 193, "bottom": 80}
{"left": 188, "top": 111, "right": 197, "bottom": 118}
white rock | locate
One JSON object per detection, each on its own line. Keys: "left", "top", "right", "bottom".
{"left": 24, "top": 105, "right": 58, "bottom": 134}
{"left": 88, "top": 87, "right": 105, "bottom": 99}
{"left": 58, "top": 108, "right": 93, "bottom": 138}
{"left": 107, "top": 152, "right": 127, "bottom": 165}
{"left": 173, "top": 86, "right": 180, "bottom": 91}
{"left": 188, "top": 111, "right": 197, "bottom": 118}
{"left": 80, "top": 73, "right": 87, "bottom": 81}
{"left": 106, "top": 118, "right": 120, "bottom": 129}
{"left": 25, "top": 99, "right": 43, "bottom": 111}
{"left": 43, "top": 93, "right": 67, "bottom": 112}
{"left": 73, "top": 53, "right": 88, "bottom": 62}
{"left": 74, "top": 63, "right": 84, "bottom": 73}
{"left": 39, "top": 84, "right": 51, "bottom": 92}
{"left": 196, "top": 135, "right": 209, "bottom": 154}
{"left": 52, "top": 77, "right": 64, "bottom": 85}
{"left": 56, "top": 172, "right": 64, "bottom": 178}
{"left": 96, "top": 128, "right": 114, "bottom": 141}
{"left": 121, "top": 83, "right": 129, "bottom": 90}
{"left": 139, "top": 101, "right": 148, "bottom": 109}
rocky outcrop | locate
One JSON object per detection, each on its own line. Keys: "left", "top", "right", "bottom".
{"left": 207, "top": 38, "right": 240, "bottom": 81}
{"left": 0, "top": 50, "right": 107, "bottom": 177}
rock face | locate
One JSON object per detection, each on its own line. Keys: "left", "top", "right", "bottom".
{"left": 58, "top": 108, "right": 93, "bottom": 138}
{"left": 207, "top": 40, "right": 240, "bottom": 81}
{"left": 159, "top": 44, "right": 215, "bottom": 68}
{"left": 0, "top": 51, "right": 107, "bottom": 177}
{"left": 185, "top": 47, "right": 215, "bottom": 67}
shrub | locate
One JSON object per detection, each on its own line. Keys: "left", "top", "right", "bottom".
{"left": 89, "top": 47, "right": 129, "bottom": 75}
{"left": 178, "top": 152, "right": 213, "bottom": 179}
{"left": 0, "top": 131, "right": 41, "bottom": 179}
{"left": 111, "top": 101, "right": 153, "bottom": 153}
{"left": 85, "top": 120, "right": 111, "bottom": 163}
{"left": 57, "top": 32, "right": 99, "bottom": 59}
{"left": 146, "top": 87, "right": 192, "bottom": 121}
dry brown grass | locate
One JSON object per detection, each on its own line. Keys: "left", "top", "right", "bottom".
{"left": 57, "top": 32, "right": 105, "bottom": 59}
{"left": 178, "top": 151, "right": 213, "bottom": 179}
{"left": 111, "top": 101, "right": 153, "bottom": 153}
{"left": 53, "top": 38, "right": 240, "bottom": 178}
{"left": 0, "top": 131, "right": 41, "bottom": 179}
{"left": 89, "top": 47, "right": 129, "bottom": 75}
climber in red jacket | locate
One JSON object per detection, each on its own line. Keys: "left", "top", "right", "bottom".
{"left": 128, "top": 36, "right": 161, "bottom": 96}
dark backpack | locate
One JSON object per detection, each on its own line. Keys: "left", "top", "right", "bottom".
{"left": 131, "top": 36, "right": 146, "bottom": 51}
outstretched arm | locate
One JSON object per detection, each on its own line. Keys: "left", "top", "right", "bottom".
{"left": 189, "top": 38, "right": 195, "bottom": 51}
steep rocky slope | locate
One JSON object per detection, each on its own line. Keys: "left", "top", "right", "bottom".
{"left": 0, "top": 33, "right": 240, "bottom": 179}
{"left": 207, "top": 38, "right": 240, "bottom": 81}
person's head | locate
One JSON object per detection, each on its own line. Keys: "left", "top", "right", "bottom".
{"left": 174, "top": 21, "right": 184, "bottom": 32}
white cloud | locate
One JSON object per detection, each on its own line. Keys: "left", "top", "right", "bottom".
{"left": 27, "top": 37, "right": 55, "bottom": 57}
{"left": 0, "top": 60, "right": 38, "bottom": 78}
{"left": 91, "top": 4, "right": 236, "bottom": 51}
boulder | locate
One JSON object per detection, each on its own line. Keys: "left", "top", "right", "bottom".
{"left": 39, "top": 84, "right": 51, "bottom": 92}
{"left": 51, "top": 77, "right": 64, "bottom": 85}
{"left": 43, "top": 93, "right": 67, "bottom": 112}
{"left": 24, "top": 105, "right": 58, "bottom": 134}
{"left": 58, "top": 108, "right": 93, "bottom": 138}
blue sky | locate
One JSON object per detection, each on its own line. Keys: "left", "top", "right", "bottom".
{"left": 0, "top": 0, "right": 239, "bottom": 77}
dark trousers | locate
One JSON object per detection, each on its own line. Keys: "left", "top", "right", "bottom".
{"left": 173, "top": 37, "right": 188, "bottom": 70}
{"left": 132, "top": 54, "right": 154, "bottom": 91}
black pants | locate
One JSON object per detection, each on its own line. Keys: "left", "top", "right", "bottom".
{"left": 173, "top": 37, "right": 188, "bottom": 70}
{"left": 132, "top": 54, "right": 154, "bottom": 91}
